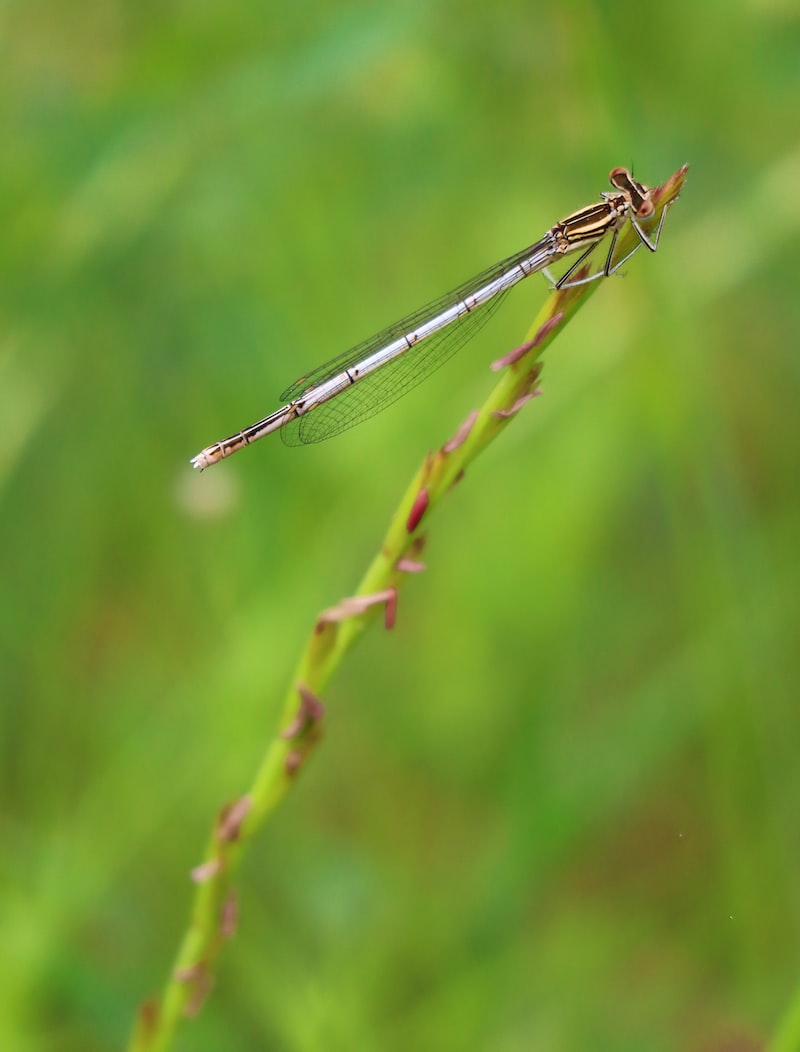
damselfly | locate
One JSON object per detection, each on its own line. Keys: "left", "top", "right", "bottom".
{"left": 191, "top": 167, "right": 668, "bottom": 469}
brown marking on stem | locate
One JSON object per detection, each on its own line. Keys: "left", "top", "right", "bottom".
{"left": 220, "top": 890, "right": 238, "bottom": 940}
{"left": 443, "top": 410, "right": 478, "bottom": 453}
{"left": 406, "top": 487, "right": 430, "bottom": 532}
{"left": 190, "top": 858, "right": 222, "bottom": 884}
{"left": 490, "top": 338, "right": 537, "bottom": 372}
{"left": 384, "top": 587, "right": 398, "bottom": 630}
{"left": 396, "top": 557, "right": 426, "bottom": 573}
{"left": 319, "top": 589, "right": 397, "bottom": 624}
{"left": 492, "top": 389, "right": 541, "bottom": 420}
{"left": 532, "top": 311, "right": 564, "bottom": 346}
{"left": 282, "top": 684, "right": 325, "bottom": 739}
{"left": 285, "top": 750, "right": 303, "bottom": 777}
{"left": 136, "top": 998, "right": 159, "bottom": 1038}
{"left": 183, "top": 965, "right": 214, "bottom": 1018}
{"left": 216, "top": 796, "right": 252, "bottom": 843}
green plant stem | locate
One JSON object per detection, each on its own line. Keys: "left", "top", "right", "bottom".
{"left": 127, "top": 164, "right": 688, "bottom": 1052}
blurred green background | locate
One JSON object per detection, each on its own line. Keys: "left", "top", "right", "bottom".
{"left": 2, "top": 0, "right": 799, "bottom": 1049}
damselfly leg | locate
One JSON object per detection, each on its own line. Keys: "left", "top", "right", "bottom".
{"left": 555, "top": 202, "right": 670, "bottom": 289}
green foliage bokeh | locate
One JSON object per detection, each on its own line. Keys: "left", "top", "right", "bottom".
{"left": 2, "top": 1, "right": 799, "bottom": 1049}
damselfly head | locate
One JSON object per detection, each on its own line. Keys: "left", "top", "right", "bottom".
{"left": 608, "top": 167, "right": 654, "bottom": 218}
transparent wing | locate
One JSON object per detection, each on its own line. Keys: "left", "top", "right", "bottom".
{"left": 277, "top": 237, "right": 551, "bottom": 446}
{"left": 279, "top": 239, "right": 550, "bottom": 404}
{"left": 280, "top": 287, "right": 512, "bottom": 445}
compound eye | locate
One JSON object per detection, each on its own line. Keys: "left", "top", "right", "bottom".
{"left": 608, "top": 166, "right": 629, "bottom": 188}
